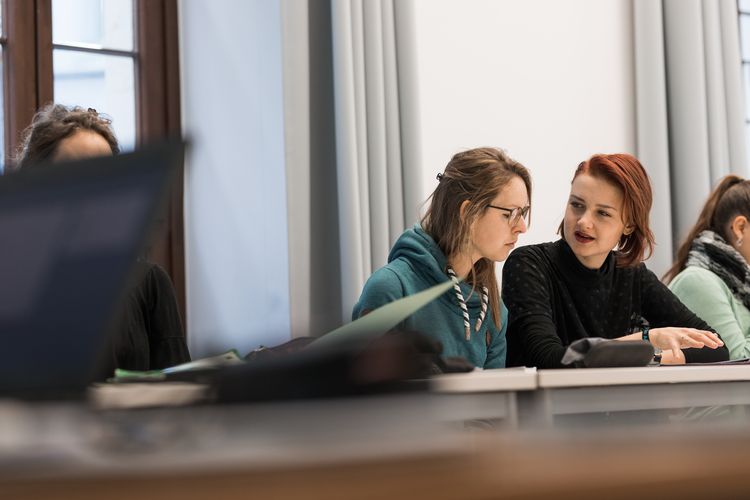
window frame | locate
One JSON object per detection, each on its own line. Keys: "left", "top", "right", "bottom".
{"left": 2, "top": 0, "right": 186, "bottom": 323}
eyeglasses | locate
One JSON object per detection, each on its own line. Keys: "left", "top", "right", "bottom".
{"left": 487, "top": 204, "right": 530, "bottom": 226}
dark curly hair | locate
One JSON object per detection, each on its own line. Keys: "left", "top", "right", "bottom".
{"left": 15, "top": 103, "right": 120, "bottom": 169}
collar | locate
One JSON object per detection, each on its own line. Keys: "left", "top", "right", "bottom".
{"left": 554, "top": 238, "right": 614, "bottom": 286}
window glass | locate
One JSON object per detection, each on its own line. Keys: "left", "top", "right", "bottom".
{"left": 53, "top": 50, "right": 136, "bottom": 151}
{"left": 52, "top": 0, "right": 133, "bottom": 51}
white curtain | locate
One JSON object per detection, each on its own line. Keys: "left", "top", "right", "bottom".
{"left": 330, "top": 0, "right": 420, "bottom": 321}
{"left": 282, "top": 0, "right": 420, "bottom": 334}
{"left": 634, "top": 0, "right": 747, "bottom": 275}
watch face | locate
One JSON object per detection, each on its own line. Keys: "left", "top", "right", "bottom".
{"left": 652, "top": 346, "right": 662, "bottom": 365}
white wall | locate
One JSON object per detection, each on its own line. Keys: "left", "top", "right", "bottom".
{"left": 410, "top": 0, "right": 636, "bottom": 254}
{"left": 180, "top": 0, "right": 291, "bottom": 357}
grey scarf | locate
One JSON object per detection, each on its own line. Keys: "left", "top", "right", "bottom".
{"left": 686, "top": 230, "right": 750, "bottom": 310}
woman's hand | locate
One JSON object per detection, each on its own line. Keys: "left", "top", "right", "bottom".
{"left": 658, "top": 348, "right": 685, "bottom": 365}
{"left": 648, "top": 328, "right": 724, "bottom": 360}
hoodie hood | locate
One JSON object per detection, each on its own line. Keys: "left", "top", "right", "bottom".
{"left": 388, "top": 224, "right": 483, "bottom": 309}
{"left": 388, "top": 224, "right": 448, "bottom": 283}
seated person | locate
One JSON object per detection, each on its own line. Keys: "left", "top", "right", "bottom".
{"left": 16, "top": 103, "right": 191, "bottom": 374}
{"left": 502, "top": 153, "right": 728, "bottom": 368}
{"left": 353, "top": 147, "right": 531, "bottom": 369}
{"left": 665, "top": 176, "right": 750, "bottom": 360}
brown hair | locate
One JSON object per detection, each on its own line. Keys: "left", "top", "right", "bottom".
{"left": 558, "top": 153, "right": 655, "bottom": 268}
{"left": 663, "top": 175, "right": 750, "bottom": 283}
{"left": 15, "top": 103, "right": 120, "bottom": 169}
{"left": 421, "top": 147, "right": 531, "bottom": 329}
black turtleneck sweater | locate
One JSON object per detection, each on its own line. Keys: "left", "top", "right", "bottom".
{"left": 502, "top": 239, "right": 729, "bottom": 368}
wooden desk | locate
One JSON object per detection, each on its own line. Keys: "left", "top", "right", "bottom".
{"left": 429, "top": 368, "right": 537, "bottom": 427}
{"left": 538, "top": 365, "right": 750, "bottom": 387}
{"left": 531, "top": 365, "right": 750, "bottom": 425}
{"left": 428, "top": 366, "right": 750, "bottom": 428}
{"left": 4, "top": 399, "right": 750, "bottom": 499}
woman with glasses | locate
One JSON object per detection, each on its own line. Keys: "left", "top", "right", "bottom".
{"left": 502, "top": 153, "right": 728, "bottom": 368}
{"left": 665, "top": 176, "right": 750, "bottom": 360}
{"left": 353, "top": 147, "right": 531, "bottom": 369}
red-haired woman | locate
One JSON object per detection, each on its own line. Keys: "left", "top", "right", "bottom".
{"left": 502, "top": 153, "right": 728, "bottom": 368}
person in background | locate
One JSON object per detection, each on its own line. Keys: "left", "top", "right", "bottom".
{"left": 16, "top": 103, "right": 191, "bottom": 375}
{"left": 665, "top": 176, "right": 750, "bottom": 360}
{"left": 502, "top": 153, "right": 728, "bottom": 368}
{"left": 353, "top": 147, "right": 531, "bottom": 369}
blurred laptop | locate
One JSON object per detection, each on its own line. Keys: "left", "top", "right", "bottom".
{"left": 0, "top": 142, "right": 184, "bottom": 399}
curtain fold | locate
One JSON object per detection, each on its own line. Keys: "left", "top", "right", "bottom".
{"left": 331, "top": 0, "right": 410, "bottom": 321}
{"left": 283, "top": 0, "right": 416, "bottom": 332}
{"left": 283, "top": 0, "right": 342, "bottom": 338}
{"left": 717, "top": 0, "right": 748, "bottom": 179}
{"left": 634, "top": 0, "right": 747, "bottom": 275}
{"left": 633, "top": 0, "right": 673, "bottom": 276}
{"left": 331, "top": 0, "right": 370, "bottom": 322}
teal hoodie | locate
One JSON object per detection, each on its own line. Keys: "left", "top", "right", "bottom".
{"left": 352, "top": 224, "right": 507, "bottom": 368}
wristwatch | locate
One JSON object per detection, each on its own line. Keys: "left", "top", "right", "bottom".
{"left": 641, "top": 325, "right": 662, "bottom": 364}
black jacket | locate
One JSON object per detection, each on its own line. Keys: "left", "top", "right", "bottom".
{"left": 97, "top": 261, "right": 191, "bottom": 378}
{"left": 502, "top": 239, "right": 729, "bottom": 368}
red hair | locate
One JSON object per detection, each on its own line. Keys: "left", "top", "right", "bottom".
{"left": 563, "top": 153, "right": 655, "bottom": 267}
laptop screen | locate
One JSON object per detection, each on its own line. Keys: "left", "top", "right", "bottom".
{"left": 0, "top": 142, "right": 183, "bottom": 398}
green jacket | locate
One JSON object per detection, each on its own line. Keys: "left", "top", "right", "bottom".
{"left": 669, "top": 266, "right": 750, "bottom": 360}
{"left": 352, "top": 224, "right": 507, "bottom": 368}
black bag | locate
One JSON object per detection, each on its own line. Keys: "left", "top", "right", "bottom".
{"left": 561, "top": 338, "right": 654, "bottom": 368}
{"left": 215, "top": 330, "right": 473, "bottom": 403}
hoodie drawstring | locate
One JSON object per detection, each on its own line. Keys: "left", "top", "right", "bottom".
{"left": 447, "top": 267, "right": 489, "bottom": 341}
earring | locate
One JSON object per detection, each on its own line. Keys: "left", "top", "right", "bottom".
{"left": 739, "top": 237, "right": 744, "bottom": 246}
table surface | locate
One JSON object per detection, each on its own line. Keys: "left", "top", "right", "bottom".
{"left": 3, "top": 400, "right": 750, "bottom": 500}
{"left": 428, "top": 365, "right": 750, "bottom": 393}
{"left": 7, "top": 365, "right": 750, "bottom": 499}
{"left": 537, "top": 364, "right": 750, "bottom": 388}
{"left": 429, "top": 367, "right": 537, "bottom": 393}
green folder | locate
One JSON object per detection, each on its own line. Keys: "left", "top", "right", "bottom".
{"left": 113, "top": 349, "right": 243, "bottom": 382}
{"left": 308, "top": 279, "right": 454, "bottom": 349}
{"left": 112, "top": 280, "right": 453, "bottom": 381}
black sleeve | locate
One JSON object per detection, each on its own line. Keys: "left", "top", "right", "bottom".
{"left": 640, "top": 266, "right": 729, "bottom": 363}
{"left": 144, "top": 264, "right": 192, "bottom": 369}
{"left": 502, "top": 248, "right": 568, "bottom": 368}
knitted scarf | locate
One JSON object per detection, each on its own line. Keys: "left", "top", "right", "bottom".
{"left": 686, "top": 230, "right": 750, "bottom": 310}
